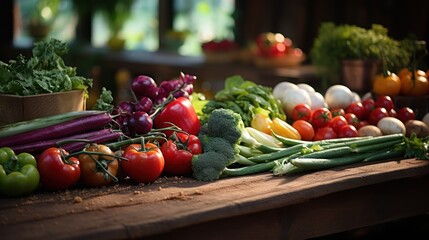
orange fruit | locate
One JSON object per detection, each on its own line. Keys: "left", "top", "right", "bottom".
{"left": 399, "top": 70, "right": 429, "bottom": 96}
{"left": 373, "top": 72, "right": 401, "bottom": 96}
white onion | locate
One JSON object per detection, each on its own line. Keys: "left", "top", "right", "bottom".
{"left": 280, "top": 88, "right": 312, "bottom": 117}
{"left": 324, "top": 85, "right": 354, "bottom": 109}
{"left": 296, "top": 83, "right": 316, "bottom": 94}
{"left": 309, "top": 92, "right": 327, "bottom": 110}
{"left": 272, "top": 82, "right": 297, "bottom": 100}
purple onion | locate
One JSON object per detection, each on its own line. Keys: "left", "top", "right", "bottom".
{"left": 128, "top": 111, "right": 153, "bottom": 135}
{"left": 131, "top": 75, "right": 158, "bottom": 100}
{"left": 134, "top": 97, "right": 153, "bottom": 113}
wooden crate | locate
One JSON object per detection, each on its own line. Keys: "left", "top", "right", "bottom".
{"left": 0, "top": 90, "right": 85, "bottom": 125}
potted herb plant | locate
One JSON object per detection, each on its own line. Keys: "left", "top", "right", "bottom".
{"left": 310, "top": 22, "right": 411, "bottom": 93}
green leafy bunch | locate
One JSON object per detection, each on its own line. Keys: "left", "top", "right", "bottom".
{"left": 0, "top": 38, "right": 93, "bottom": 97}
{"left": 201, "top": 75, "right": 285, "bottom": 126}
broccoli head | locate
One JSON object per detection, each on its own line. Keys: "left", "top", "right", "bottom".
{"left": 192, "top": 151, "right": 229, "bottom": 181}
{"left": 206, "top": 108, "right": 245, "bottom": 145}
{"left": 203, "top": 137, "right": 239, "bottom": 163}
{"left": 192, "top": 108, "right": 246, "bottom": 181}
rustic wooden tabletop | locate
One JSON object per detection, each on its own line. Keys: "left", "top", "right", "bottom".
{"left": 1, "top": 158, "right": 429, "bottom": 240}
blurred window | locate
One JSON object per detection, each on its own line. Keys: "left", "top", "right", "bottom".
{"left": 14, "top": 0, "right": 76, "bottom": 47}
{"left": 13, "top": 0, "right": 236, "bottom": 55}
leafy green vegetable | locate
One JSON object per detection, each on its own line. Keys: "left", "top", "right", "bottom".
{"left": 92, "top": 87, "right": 114, "bottom": 112}
{"left": 201, "top": 75, "right": 285, "bottom": 126}
{"left": 402, "top": 134, "right": 429, "bottom": 160}
{"left": 0, "top": 38, "right": 92, "bottom": 97}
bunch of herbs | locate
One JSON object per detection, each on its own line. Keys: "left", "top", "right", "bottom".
{"left": 0, "top": 38, "right": 92, "bottom": 97}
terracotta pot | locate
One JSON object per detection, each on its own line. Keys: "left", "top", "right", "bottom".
{"left": 341, "top": 59, "right": 380, "bottom": 94}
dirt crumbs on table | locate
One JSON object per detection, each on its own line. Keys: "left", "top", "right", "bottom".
{"left": 165, "top": 190, "right": 204, "bottom": 201}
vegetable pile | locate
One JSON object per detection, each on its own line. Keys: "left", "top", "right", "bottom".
{"left": 1, "top": 39, "right": 429, "bottom": 198}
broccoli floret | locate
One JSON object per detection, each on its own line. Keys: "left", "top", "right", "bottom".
{"left": 192, "top": 108, "right": 246, "bottom": 181}
{"left": 192, "top": 152, "right": 229, "bottom": 181}
{"left": 204, "top": 137, "right": 238, "bottom": 163}
{"left": 206, "top": 108, "right": 245, "bottom": 145}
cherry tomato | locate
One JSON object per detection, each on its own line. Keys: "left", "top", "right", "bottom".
{"left": 37, "top": 148, "right": 81, "bottom": 191}
{"left": 292, "top": 120, "right": 315, "bottom": 141}
{"left": 388, "top": 108, "right": 397, "bottom": 118}
{"left": 344, "top": 113, "right": 360, "bottom": 128}
{"left": 346, "top": 102, "right": 366, "bottom": 120}
{"left": 375, "top": 95, "right": 394, "bottom": 111}
{"left": 357, "top": 120, "right": 369, "bottom": 129}
{"left": 329, "top": 115, "right": 348, "bottom": 134}
{"left": 161, "top": 132, "right": 202, "bottom": 176}
{"left": 368, "top": 107, "right": 389, "bottom": 125}
{"left": 396, "top": 107, "right": 415, "bottom": 123}
{"left": 311, "top": 107, "right": 332, "bottom": 129}
{"left": 291, "top": 103, "right": 312, "bottom": 122}
{"left": 361, "top": 98, "right": 375, "bottom": 118}
{"left": 330, "top": 108, "right": 345, "bottom": 117}
{"left": 313, "top": 127, "right": 337, "bottom": 141}
{"left": 122, "top": 143, "right": 164, "bottom": 183}
{"left": 338, "top": 125, "right": 359, "bottom": 138}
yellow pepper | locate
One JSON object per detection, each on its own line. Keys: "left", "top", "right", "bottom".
{"left": 270, "top": 117, "right": 301, "bottom": 140}
{"left": 250, "top": 108, "right": 273, "bottom": 135}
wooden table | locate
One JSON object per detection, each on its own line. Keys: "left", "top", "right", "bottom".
{"left": 1, "top": 158, "right": 429, "bottom": 240}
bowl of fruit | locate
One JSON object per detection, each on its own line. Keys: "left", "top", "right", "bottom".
{"left": 201, "top": 39, "right": 240, "bottom": 63}
{"left": 252, "top": 32, "right": 306, "bottom": 68}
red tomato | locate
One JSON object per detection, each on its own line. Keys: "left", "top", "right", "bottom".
{"left": 361, "top": 98, "right": 375, "bottom": 118}
{"left": 357, "top": 120, "right": 369, "bottom": 129}
{"left": 344, "top": 113, "right": 360, "bottom": 128}
{"left": 161, "top": 132, "right": 202, "bottom": 176}
{"left": 291, "top": 103, "right": 312, "bottom": 122}
{"left": 153, "top": 97, "right": 201, "bottom": 137}
{"left": 388, "top": 108, "right": 397, "bottom": 118}
{"left": 396, "top": 107, "right": 415, "bottom": 123}
{"left": 368, "top": 107, "right": 389, "bottom": 125}
{"left": 375, "top": 95, "right": 394, "bottom": 111}
{"left": 292, "top": 120, "right": 315, "bottom": 141}
{"left": 338, "top": 125, "right": 359, "bottom": 138}
{"left": 313, "top": 127, "right": 337, "bottom": 141}
{"left": 345, "top": 102, "right": 366, "bottom": 120}
{"left": 311, "top": 108, "right": 332, "bottom": 129}
{"left": 37, "top": 148, "right": 81, "bottom": 191}
{"left": 122, "top": 143, "right": 165, "bottom": 183}
{"left": 329, "top": 115, "right": 348, "bottom": 134}
{"left": 330, "top": 108, "right": 345, "bottom": 117}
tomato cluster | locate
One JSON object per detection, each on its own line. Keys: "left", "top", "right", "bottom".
{"left": 373, "top": 68, "right": 429, "bottom": 97}
{"left": 289, "top": 95, "right": 416, "bottom": 141}
{"left": 255, "top": 32, "right": 293, "bottom": 58}
{"left": 34, "top": 131, "right": 203, "bottom": 191}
